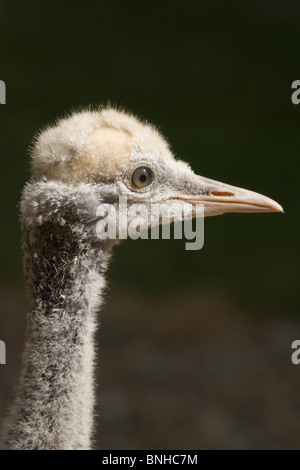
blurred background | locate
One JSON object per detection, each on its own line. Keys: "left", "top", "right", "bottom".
{"left": 0, "top": 0, "right": 299, "bottom": 449}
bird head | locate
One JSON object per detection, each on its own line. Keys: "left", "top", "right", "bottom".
{"left": 29, "top": 107, "right": 282, "bottom": 242}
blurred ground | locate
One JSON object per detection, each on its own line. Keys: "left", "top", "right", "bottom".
{"left": 1, "top": 281, "right": 299, "bottom": 450}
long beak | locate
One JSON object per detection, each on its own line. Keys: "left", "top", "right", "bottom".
{"left": 175, "top": 177, "right": 283, "bottom": 216}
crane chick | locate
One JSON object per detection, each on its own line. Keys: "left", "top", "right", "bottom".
{"left": 1, "top": 107, "right": 282, "bottom": 451}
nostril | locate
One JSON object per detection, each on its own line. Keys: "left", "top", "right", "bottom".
{"left": 210, "top": 191, "right": 235, "bottom": 197}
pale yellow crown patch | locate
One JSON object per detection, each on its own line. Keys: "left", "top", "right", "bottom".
{"left": 31, "top": 107, "right": 174, "bottom": 184}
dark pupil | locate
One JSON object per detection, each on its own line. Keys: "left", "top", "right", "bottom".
{"left": 132, "top": 166, "right": 153, "bottom": 188}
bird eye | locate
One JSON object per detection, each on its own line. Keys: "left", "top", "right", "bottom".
{"left": 131, "top": 166, "right": 154, "bottom": 189}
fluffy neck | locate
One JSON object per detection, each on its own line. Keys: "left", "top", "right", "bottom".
{"left": 1, "top": 181, "right": 113, "bottom": 450}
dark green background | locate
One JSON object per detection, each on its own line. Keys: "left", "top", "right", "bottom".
{"left": 0, "top": 0, "right": 299, "bottom": 449}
